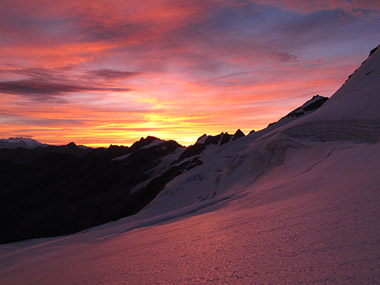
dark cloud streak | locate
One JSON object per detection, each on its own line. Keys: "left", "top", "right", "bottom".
{"left": 0, "top": 66, "right": 140, "bottom": 103}
{"left": 87, "top": 69, "right": 141, "bottom": 80}
{"left": 0, "top": 79, "right": 131, "bottom": 102}
{"left": 0, "top": 112, "right": 84, "bottom": 126}
{"left": 2, "top": 66, "right": 141, "bottom": 81}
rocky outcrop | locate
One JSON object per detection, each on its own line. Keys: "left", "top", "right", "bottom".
{"left": 233, "top": 129, "right": 245, "bottom": 140}
{"left": 285, "top": 95, "right": 328, "bottom": 118}
{"left": 267, "top": 95, "right": 329, "bottom": 128}
{"left": 178, "top": 144, "right": 206, "bottom": 161}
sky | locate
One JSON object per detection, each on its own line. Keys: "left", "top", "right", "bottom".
{"left": 0, "top": 0, "right": 379, "bottom": 147}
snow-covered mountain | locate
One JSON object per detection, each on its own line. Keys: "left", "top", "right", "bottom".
{"left": 0, "top": 45, "right": 379, "bottom": 284}
{"left": 0, "top": 137, "right": 45, "bottom": 149}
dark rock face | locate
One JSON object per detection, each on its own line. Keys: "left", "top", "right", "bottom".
{"left": 233, "top": 129, "right": 245, "bottom": 140}
{"left": 203, "top": 132, "right": 234, "bottom": 146}
{"left": 88, "top": 145, "right": 130, "bottom": 160}
{"left": 370, "top": 45, "right": 379, "bottom": 56}
{"left": 179, "top": 132, "right": 237, "bottom": 162}
{"left": 286, "top": 96, "right": 328, "bottom": 118}
{"left": 178, "top": 144, "right": 206, "bottom": 161}
{"left": 267, "top": 95, "right": 329, "bottom": 127}
{"left": 303, "top": 97, "right": 328, "bottom": 112}
{"left": 176, "top": 129, "right": 247, "bottom": 163}
{"left": 220, "top": 133, "right": 232, "bottom": 145}
{"left": 204, "top": 134, "right": 223, "bottom": 145}
{"left": 130, "top": 136, "right": 159, "bottom": 151}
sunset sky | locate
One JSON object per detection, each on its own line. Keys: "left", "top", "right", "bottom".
{"left": 1, "top": 0, "right": 379, "bottom": 147}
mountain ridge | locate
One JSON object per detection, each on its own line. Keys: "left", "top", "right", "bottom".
{"left": 0, "top": 93, "right": 329, "bottom": 244}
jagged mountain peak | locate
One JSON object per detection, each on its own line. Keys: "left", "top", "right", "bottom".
{"left": 130, "top": 136, "right": 162, "bottom": 151}
{"left": 195, "top": 129, "right": 245, "bottom": 147}
{"left": 195, "top": 133, "right": 230, "bottom": 146}
{"left": 66, "top": 142, "right": 77, "bottom": 147}
{"left": 233, "top": 129, "right": 245, "bottom": 140}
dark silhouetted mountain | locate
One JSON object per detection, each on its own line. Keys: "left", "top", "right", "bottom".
{"left": 0, "top": 142, "right": 93, "bottom": 164}
{"left": 86, "top": 144, "right": 130, "bottom": 160}
{"left": 0, "top": 137, "right": 184, "bottom": 243}
{"left": 233, "top": 129, "right": 245, "bottom": 140}
{"left": 130, "top": 136, "right": 161, "bottom": 151}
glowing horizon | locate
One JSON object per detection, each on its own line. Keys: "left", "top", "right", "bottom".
{"left": 1, "top": 0, "right": 379, "bottom": 147}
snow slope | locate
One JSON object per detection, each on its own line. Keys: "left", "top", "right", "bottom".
{"left": 0, "top": 137, "right": 45, "bottom": 149}
{"left": 0, "top": 46, "right": 379, "bottom": 284}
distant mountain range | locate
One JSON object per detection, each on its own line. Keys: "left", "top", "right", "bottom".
{"left": 0, "top": 94, "right": 329, "bottom": 243}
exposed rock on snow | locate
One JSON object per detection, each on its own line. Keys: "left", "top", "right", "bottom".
{"left": 178, "top": 143, "right": 206, "bottom": 161}
{"left": 267, "top": 95, "right": 329, "bottom": 128}
{"left": 285, "top": 95, "right": 328, "bottom": 118}
{"left": 232, "top": 129, "right": 245, "bottom": 140}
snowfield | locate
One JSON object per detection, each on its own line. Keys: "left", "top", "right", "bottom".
{"left": 0, "top": 137, "right": 45, "bottom": 149}
{"left": 0, "top": 46, "right": 379, "bottom": 284}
